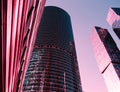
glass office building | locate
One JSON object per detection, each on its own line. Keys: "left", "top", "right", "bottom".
{"left": 91, "top": 26, "right": 120, "bottom": 92}
{"left": 23, "top": 6, "right": 82, "bottom": 92}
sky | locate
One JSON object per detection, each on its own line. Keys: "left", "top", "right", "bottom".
{"left": 46, "top": 1, "right": 120, "bottom": 92}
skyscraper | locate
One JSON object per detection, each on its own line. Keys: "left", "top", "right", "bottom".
{"left": 0, "top": 0, "right": 46, "bottom": 92}
{"left": 91, "top": 26, "right": 120, "bottom": 92}
{"left": 107, "top": 8, "right": 120, "bottom": 39}
{"left": 23, "top": 6, "right": 82, "bottom": 92}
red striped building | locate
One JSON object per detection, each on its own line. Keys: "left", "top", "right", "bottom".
{"left": 0, "top": 0, "right": 46, "bottom": 92}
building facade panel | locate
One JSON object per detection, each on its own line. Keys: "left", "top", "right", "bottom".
{"left": 91, "top": 27, "right": 111, "bottom": 73}
{"left": 103, "top": 63, "right": 120, "bottom": 92}
{"left": 113, "top": 28, "right": 120, "bottom": 39}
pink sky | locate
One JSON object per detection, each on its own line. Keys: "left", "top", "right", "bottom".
{"left": 46, "top": 0, "right": 120, "bottom": 92}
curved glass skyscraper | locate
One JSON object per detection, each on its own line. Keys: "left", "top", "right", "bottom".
{"left": 23, "top": 6, "right": 82, "bottom": 92}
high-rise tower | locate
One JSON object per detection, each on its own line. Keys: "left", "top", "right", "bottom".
{"left": 23, "top": 6, "right": 82, "bottom": 92}
{"left": 0, "top": 0, "right": 46, "bottom": 92}
{"left": 107, "top": 8, "right": 120, "bottom": 39}
{"left": 91, "top": 26, "right": 120, "bottom": 92}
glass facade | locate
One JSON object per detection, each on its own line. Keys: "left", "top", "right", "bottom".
{"left": 23, "top": 6, "right": 82, "bottom": 92}
{"left": 113, "top": 28, "right": 120, "bottom": 39}
{"left": 91, "top": 26, "right": 120, "bottom": 92}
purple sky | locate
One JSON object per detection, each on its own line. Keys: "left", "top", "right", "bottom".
{"left": 46, "top": 1, "right": 120, "bottom": 92}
